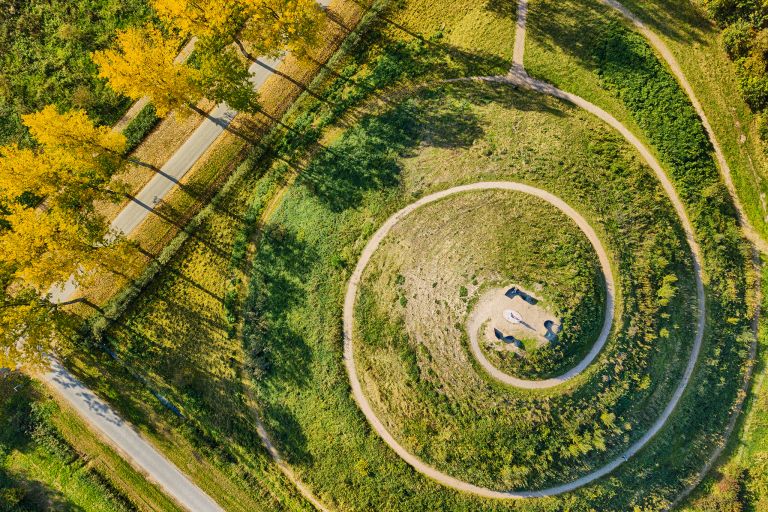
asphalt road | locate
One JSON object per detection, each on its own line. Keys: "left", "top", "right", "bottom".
{"left": 42, "top": 360, "right": 224, "bottom": 512}
{"left": 110, "top": 55, "right": 281, "bottom": 238}
{"left": 44, "top": 3, "right": 333, "bottom": 510}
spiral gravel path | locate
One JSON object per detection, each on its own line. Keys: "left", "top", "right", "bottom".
{"left": 462, "top": 186, "right": 615, "bottom": 389}
{"left": 341, "top": 0, "right": 707, "bottom": 498}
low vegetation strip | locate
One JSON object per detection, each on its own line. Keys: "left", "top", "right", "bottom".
{"left": 0, "top": 372, "right": 180, "bottom": 512}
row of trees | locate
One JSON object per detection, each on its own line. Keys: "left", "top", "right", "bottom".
{"left": 1, "top": 0, "right": 329, "bottom": 366}
{"left": 94, "top": 0, "right": 324, "bottom": 117}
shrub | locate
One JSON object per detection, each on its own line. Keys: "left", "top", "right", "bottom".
{"left": 722, "top": 19, "right": 753, "bottom": 59}
{"left": 738, "top": 71, "right": 768, "bottom": 111}
{"left": 122, "top": 103, "right": 160, "bottom": 154}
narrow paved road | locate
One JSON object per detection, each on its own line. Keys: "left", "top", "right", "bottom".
{"left": 42, "top": 360, "right": 224, "bottom": 512}
{"left": 44, "top": 2, "right": 333, "bottom": 511}
{"left": 342, "top": 0, "right": 706, "bottom": 498}
{"left": 464, "top": 185, "right": 615, "bottom": 389}
{"left": 109, "top": 55, "right": 282, "bottom": 238}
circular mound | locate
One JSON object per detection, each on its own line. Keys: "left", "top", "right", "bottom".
{"left": 346, "top": 182, "right": 628, "bottom": 493}
{"left": 461, "top": 187, "right": 614, "bottom": 386}
{"left": 251, "top": 81, "right": 726, "bottom": 508}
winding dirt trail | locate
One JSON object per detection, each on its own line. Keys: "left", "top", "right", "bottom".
{"left": 465, "top": 186, "right": 616, "bottom": 389}
{"left": 599, "top": 0, "right": 768, "bottom": 254}
{"left": 592, "top": 1, "right": 762, "bottom": 507}
{"left": 342, "top": 0, "right": 708, "bottom": 498}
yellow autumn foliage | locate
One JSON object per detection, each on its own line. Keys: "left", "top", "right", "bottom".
{"left": 92, "top": 25, "right": 203, "bottom": 116}
{"left": 153, "top": 0, "right": 245, "bottom": 39}
{"left": 0, "top": 145, "right": 59, "bottom": 201}
{"left": 240, "top": 0, "right": 322, "bottom": 57}
{"left": 153, "top": 0, "right": 322, "bottom": 59}
{"left": 22, "top": 105, "right": 126, "bottom": 162}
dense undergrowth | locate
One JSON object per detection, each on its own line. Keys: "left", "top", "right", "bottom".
{"left": 0, "top": 0, "right": 151, "bottom": 146}
{"left": 0, "top": 374, "right": 136, "bottom": 512}
{"left": 122, "top": 103, "right": 160, "bottom": 154}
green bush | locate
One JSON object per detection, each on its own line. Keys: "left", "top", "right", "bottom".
{"left": 739, "top": 70, "right": 768, "bottom": 111}
{"left": 722, "top": 19, "right": 753, "bottom": 59}
{"left": 0, "top": 0, "right": 151, "bottom": 146}
{"left": 122, "top": 103, "right": 160, "bottom": 154}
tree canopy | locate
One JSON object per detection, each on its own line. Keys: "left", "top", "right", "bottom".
{"left": 701, "top": 0, "right": 768, "bottom": 138}
{"left": 92, "top": 25, "right": 204, "bottom": 116}
{"left": 0, "top": 0, "right": 151, "bottom": 147}
{"left": 0, "top": 106, "right": 133, "bottom": 365}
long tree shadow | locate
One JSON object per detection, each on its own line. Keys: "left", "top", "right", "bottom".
{"left": 297, "top": 93, "right": 485, "bottom": 212}
{"left": 244, "top": 225, "right": 316, "bottom": 386}
{"left": 454, "top": 80, "right": 568, "bottom": 117}
{"left": 527, "top": 0, "right": 704, "bottom": 82}
{"left": 367, "top": 8, "right": 512, "bottom": 77}
{"left": 607, "top": 0, "right": 708, "bottom": 46}
{"left": 484, "top": 0, "right": 517, "bottom": 18}
{"left": 134, "top": 246, "right": 225, "bottom": 304}
{"left": 261, "top": 404, "right": 314, "bottom": 467}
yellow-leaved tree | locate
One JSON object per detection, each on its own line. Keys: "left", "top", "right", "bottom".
{"left": 0, "top": 275, "right": 77, "bottom": 368}
{"left": 0, "top": 145, "right": 58, "bottom": 200}
{"left": 0, "top": 113, "right": 131, "bottom": 365}
{"left": 240, "top": 0, "right": 323, "bottom": 58}
{"left": 153, "top": 0, "right": 246, "bottom": 40}
{"left": 92, "top": 25, "right": 203, "bottom": 116}
{"left": 154, "top": 0, "right": 322, "bottom": 61}
{"left": 0, "top": 146, "right": 126, "bottom": 291}
{"left": 22, "top": 105, "right": 126, "bottom": 168}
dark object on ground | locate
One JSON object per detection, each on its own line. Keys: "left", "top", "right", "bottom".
{"left": 505, "top": 287, "right": 537, "bottom": 304}
{"left": 544, "top": 319, "right": 560, "bottom": 343}
{"left": 494, "top": 327, "right": 521, "bottom": 346}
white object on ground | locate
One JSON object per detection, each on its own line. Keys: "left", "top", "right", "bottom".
{"left": 503, "top": 309, "right": 523, "bottom": 325}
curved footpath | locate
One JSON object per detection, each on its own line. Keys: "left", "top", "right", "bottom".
{"left": 598, "top": 0, "right": 768, "bottom": 255}
{"left": 341, "top": 0, "right": 706, "bottom": 498}
{"left": 463, "top": 186, "right": 615, "bottom": 389}
{"left": 593, "top": 1, "right": 762, "bottom": 507}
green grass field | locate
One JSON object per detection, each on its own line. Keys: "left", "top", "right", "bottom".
{"left": 352, "top": 181, "right": 683, "bottom": 490}
{"left": 28, "top": 0, "right": 759, "bottom": 509}
{"left": 53, "top": 0, "right": 521, "bottom": 510}
{"left": 245, "top": 76, "right": 747, "bottom": 509}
